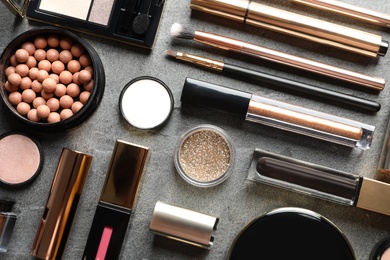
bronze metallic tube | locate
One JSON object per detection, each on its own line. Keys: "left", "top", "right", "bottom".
{"left": 290, "top": 0, "right": 390, "bottom": 28}
{"left": 31, "top": 148, "right": 93, "bottom": 260}
{"left": 190, "top": 0, "right": 389, "bottom": 57}
{"left": 192, "top": 30, "right": 385, "bottom": 90}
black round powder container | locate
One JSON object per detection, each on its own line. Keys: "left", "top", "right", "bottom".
{"left": 228, "top": 207, "right": 355, "bottom": 260}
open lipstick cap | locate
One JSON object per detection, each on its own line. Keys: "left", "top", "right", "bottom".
{"left": 149, "top": 201, "right": 219, "bottom": 249}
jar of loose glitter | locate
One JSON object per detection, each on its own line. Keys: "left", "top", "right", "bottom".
{"left": 174, "top": 124, "right": 236, "bottom": 187}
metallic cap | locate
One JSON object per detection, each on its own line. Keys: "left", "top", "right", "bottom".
{"left": 190, "top": 0, "right": 249, "bottom": 23}
{"left": 149, "top": 201, "right": 219, "bottom": 249}
{"left": 356, "top": 178, "right": 390, "bottom": 216}
{"left": 100, "top": 140, "right": 149, "bottom": 210}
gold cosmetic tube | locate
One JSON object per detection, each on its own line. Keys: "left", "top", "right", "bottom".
{"left": 31, "top": 148, "right": 93, "bottom": 260}
{"left": 290, "top": 0, "right": 390, "bottom": 28}
{"left": 190, "top": 0, "right": 389, "bottom": 57}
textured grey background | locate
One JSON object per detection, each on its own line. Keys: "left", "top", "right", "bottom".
{"left": 1, "top": 0, "right": 390, "bottom": 259}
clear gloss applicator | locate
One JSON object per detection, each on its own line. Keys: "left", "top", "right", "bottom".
{"left": 181, "top": 78, "right": 375, "bottom": 150}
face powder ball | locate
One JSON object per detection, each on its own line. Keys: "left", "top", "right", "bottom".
{"left": 0, "top": 133, "right": 42, "bottom": 187}
{"left": 175, "top": 125, "right": 236, "bottom": 187}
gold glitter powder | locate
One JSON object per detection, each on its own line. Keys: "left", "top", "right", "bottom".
{"left": 179, "top": 129, "right": 231, "bottom": 182}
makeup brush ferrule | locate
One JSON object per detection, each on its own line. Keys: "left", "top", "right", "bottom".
{"left": 175, "top": 51, "right": 224, "bottom": 71}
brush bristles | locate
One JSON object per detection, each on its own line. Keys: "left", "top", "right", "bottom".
{"left": 170, "top": 23, "right": 194, "bottom": 39}
{"left": 165, "top": 50, "right": 177, "bottom": 58}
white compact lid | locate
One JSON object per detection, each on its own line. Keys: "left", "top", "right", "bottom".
{"left": 119, "top": 76, "right": 174, "bottom": 130}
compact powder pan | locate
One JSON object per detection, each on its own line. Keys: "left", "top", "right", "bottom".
{"left": 119, "top": 76, "right": 174, "bottom": 130}
{"left": 228, "top": 207, "right": 355, "bottom": 260}
{"left": 0, "top": 132, "right": 43, "bottom": 188}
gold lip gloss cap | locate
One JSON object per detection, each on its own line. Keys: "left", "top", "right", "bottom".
{"left": 31, "top": 148, "right": 93, "bottom": 260}
{"left": 149, "top": 201, "right": 219, "bottom": 249}
{"left": 356, "top": 178, "right": 390, "bottom": 217}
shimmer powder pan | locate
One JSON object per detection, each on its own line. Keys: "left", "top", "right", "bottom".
{"left": 228, "top": 207, "right": 355, "bottom": 260}
{"left": 174, "top": 125, "right": 236, "bottom": 187}
{"left": 0, "top": 132, "right": 43, "bottom": 188}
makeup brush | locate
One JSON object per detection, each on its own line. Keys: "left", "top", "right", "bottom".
{"left": 170, "top": 23, "right": 385, "bottom": 91}
{"left": 165, "top": 50, "right": 380, "bottom": 112}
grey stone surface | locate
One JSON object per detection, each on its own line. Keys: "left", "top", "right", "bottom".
{"left": 0, "top": 0, "right": 390, "bottom": 259}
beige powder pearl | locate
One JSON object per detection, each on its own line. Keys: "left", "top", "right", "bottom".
{"left": 71, "top": 43, "right": 85, "bottom": 57}
{"left": 36, "top": 70, "right": 49, "bottom": 83}
{"left": 49, "top": 74, "right": 59, "bottom": 84}
{"left": 47, "top": 112, "right": 61, "bottom": 123}
{"left": 27, "top": 109, "right": 40, "bottom": 122}
{"left": 34, "top": 37, "right": 47, "bottom": 49}
{"left": 22, "top": 89, "right": 36, "bottom": 103}
{"left": 47, "top": 34, "right": 60, "bottom": 48}
{"left": 32, "top": 97, "right": 46, "bottom": 109}
{"left": 15, "top": 64, "right": 29, "bottom": 77}
{"left": 31, "top": 80, "right": 43, "bottom": 93}
{"left": 59, "top": 50, "right": 72, "bottom": 64}
{"left": 54, "top": 84, "right": 67, "bottom": 97}
{"left": 34, "top": 49, "right": 46, "bottom": 61}
{"left": 42, "top": 78, "right": 57, "bottom": 93}
{"left": 29, "top": 67, "right": 39, "bottom": 80}
{"left": 5, "top": 66, "right": 16, "bottom": 77}
{"left": 19, "top": 77, "right": 32, "bottom": 90}
{"left": 21, "top": 42, "right": 36, "bottom": 56}
{"left": 26, "top": 56, "right": 37, "bottom": 68}
{"left": 60, "top": 37, "right": 73, "bottom": 50}
{"left": 15, "top": 49, "right": 29, "bottom": 63}
{"left": 78, "top": 70, "right": 92, "bottom": 84}
{"left": 46, "top": 98, "right": 60, "bottom": 112}
{"left": 84, "top": 79, "right": 94, "bottom": 92}
{"left": 16, "top": 102, "right": 30, "bottom": 116}
{"left": 46, "top": 49, "right": 59, "bottom": 62}
{"left": 71, "top": 101, "right": 83, "bottom": 113}
{"left": 9, "top": 55, "right": 18, "bottom": 67}
{"left": 36, "top": 104, "right": 50, "bottom": 119}
{"left": 60, "top": 95, "right": 73, "bottom": 109}
{"left": 60, "top": 109, "right": 73, "bottom": 120}
{"left": 41, "top": 89, "right": 54, "bottom": 100}
{"left": 59, "top": 71, "right": 73, "bottom": 84}
{"left": 79, "top": 54, "right": 92, "bottom": 67}
{"left": 7, "top": 73, "right": 21, "bottom": 86}
{"left": 4, "top": 81, "right": 19, "bottom": 92}
{"left": 51, "top": 61, "right": 65, "bottom": 74}
{"left": 38, "top": 60, "right": 51, "bottom": 72}
{"left": 79, "top": 91, "right": 90, "bottom": 104}
{"left": 8, "top": 92, "right": 22, "bottom": 105}
{"left": 66, "top": 83, "right": 80, "bottom": 98}
{"left": 67, "top": 60, "right": 81, "bottom": 73}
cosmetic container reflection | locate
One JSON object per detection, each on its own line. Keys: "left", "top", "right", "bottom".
{"left": 181, "top": 78, "right": 375, "bottom": 150}
{"left": 0, "top": 200, "right": 17, "bottom": 253}
{"left": 247, "top": 149, "right": 390, "bottom": 216}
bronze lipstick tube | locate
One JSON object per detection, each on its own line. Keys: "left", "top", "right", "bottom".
{"left": 290, "top": 0, "right": 390, "bottom": 28}
{"left": 190, "top": 0, "right": 389, "bottom": 57}
{"left": 31, "top": 148, "right": 93, "bottom": 260}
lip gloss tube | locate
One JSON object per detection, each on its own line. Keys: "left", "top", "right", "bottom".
{"left": 190, "top": 0, "right": 388, "bottom": 57}
{"left": 82, "top": 140, "right": 149, "bottom": 260}
{"left": 31, "top": 148, "right": 93, "bottom": 260}
{"left": 247, "top": 148, "right": 390, "bottom": 216}
{"left": 181, "top": 78, "right": 375, "bottom": 149}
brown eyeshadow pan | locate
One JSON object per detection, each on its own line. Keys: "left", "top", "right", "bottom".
{"left": 0, "top": 133, "right": 43, "bottom": 188}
